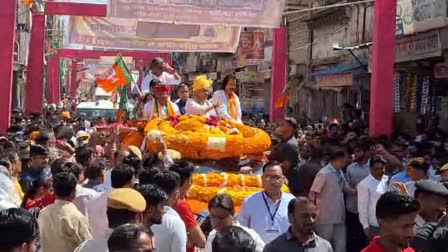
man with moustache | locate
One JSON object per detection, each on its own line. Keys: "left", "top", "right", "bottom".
{"left": 20, "top": 145, "right": 50, "bottom": 192}
{"left": 263, "top": 197, "right": 333, "bottom": 252}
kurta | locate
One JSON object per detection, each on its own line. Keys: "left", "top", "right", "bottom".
{"left": 185, "top": 98, "right": 217, "bottom": 118}
{"left": 210, "top": 90, "right": 242, "bottom": 123}
{"left": 38, "top": 200, "right": 92, "bottom": 252}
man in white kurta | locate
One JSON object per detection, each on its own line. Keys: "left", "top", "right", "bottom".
{"left": 186, "top": 75, "right": 219, "bottom": 118}
{"left": 141, "top": 58, "right": 181, "bottom": 93}
{"left": 142, "top": 83, "right": 180, "bottom": 120}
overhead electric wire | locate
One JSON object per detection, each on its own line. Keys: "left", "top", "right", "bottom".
{"left": 284, "top": 0, "right": 374, "bottom": 15}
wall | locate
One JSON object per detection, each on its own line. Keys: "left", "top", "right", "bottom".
{"left": 310, "top": 6, "right": 373, "bottom": 64}
{"left": 286, "top": 2, "right": 375, "bottom": 122}
{"left": 288, "top": 13, "right": 310, "bottom": 65}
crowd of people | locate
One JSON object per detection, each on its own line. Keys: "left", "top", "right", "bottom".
{"left": 0, "top": 57, "right": 448, "bottom": 252}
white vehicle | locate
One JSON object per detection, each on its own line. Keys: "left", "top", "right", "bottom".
{"left": 76, "top": 99, "right": 134, "bottom": 120}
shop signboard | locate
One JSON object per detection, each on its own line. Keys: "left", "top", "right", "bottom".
{"left": 396, "top": 0, "right": 448, "bottom": 36}
{"left": 237, "top": 32, "right": 265, "bottom": 67}
{"left": 107, "top": 0, "right": 286, "bottom": 28}
{"left": 395, "top": 29, "right": 442, "bottom": 62}
{"left": 315, "top": 73, "right": 353, "bottom": 87}
{"left": 64, "top": 17, "right": 241, "bottom": 53}
{"left": 434, "top": 63, "right": 448, "bottom": 79}
{"left": 235, "top": 71, "right": 264, "bottom": 83}
{"left": 217, "top": 56, "right": 237, "bottom": 74}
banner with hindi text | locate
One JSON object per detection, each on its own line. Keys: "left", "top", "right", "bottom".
{"left": 64, "top": 17, "right": 241, "bottom": 53}
{"left": 107, "top": 0, "right": 285, "bottom": 28}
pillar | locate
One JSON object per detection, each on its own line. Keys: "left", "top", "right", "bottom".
{"left": 0, "top": 0, "right": 16, "bottom": 130}
{"left": 25, "top": 13, "right": 45, "bottom": 114}
{"left": 70, "top": 61, "right": 78, "bottom": 97}
{"left": 47, "top": 54, "right": 61, "bottom": 103}
{"left": 269, "top": 26, "right": 288, "bottom": 123}
{"left": 369, "top": 0, "right": 397, "bottom": 136}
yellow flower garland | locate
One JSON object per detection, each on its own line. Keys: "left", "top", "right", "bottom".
{"left": 144, "top": 115, "right": 271, "bottom": 160}
{"left": 188, "top": 173, "right": 290, "bottom": 206}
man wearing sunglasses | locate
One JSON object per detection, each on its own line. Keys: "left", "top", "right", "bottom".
{"left": 142, "top": 80, "right": 180, "bottom": 120}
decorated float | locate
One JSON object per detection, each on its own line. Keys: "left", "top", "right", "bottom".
{"left": 118, "top": 115, "right": 285, "bottom": 214}
{"left": 97, "top": 56, "right": 282, "bottom": 214}
{"left": 143, "top": 115, "right": 271, "bottom": 160}
{"left": 118, "top": 116, "right": 287, "bottom": 214}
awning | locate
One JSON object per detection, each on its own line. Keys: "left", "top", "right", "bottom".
{"left": 312, "top": 62, "right": 367, "bottom": 76}
{"left": 313, "top": 62, "right": 367, "bottom": 88}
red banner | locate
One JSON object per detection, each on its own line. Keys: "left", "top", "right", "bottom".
{"left": 65, "top": 17, "right": 241, "bottom": 53}
{"left": 107, "top": 0, "right": 285, "bottom": 28}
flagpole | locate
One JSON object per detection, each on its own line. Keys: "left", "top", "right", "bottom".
{"left": 116, "top": 54, "right": 142, "bottom": 96}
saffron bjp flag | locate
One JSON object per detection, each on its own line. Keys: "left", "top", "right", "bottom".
{"left": 96, "top": 56, "right": 133, "bottom": 93}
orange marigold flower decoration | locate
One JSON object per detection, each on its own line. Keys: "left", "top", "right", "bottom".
{"left": 144, "top": 115, "right": 271, "bottom": 160}
{"left": 188, "top": 173, "right": 290, "bottom": 207}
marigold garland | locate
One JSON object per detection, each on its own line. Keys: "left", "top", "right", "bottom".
{"left": 188, "top": 173, "right": 290, "bottom": 206}
{"left": 144, "top": 115, "right": 271, "bottom": 160}
{"left": 120, "top": 120, "right": 147, "bottom": 148}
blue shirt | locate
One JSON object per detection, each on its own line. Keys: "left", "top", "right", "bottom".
{"left": 175, "top": 99, "right": 187, "bottom": 115}
{"left": 20, "top": 167, "right": 51, "bottom": 192}
{"left": 389, "top": 170, "right": 412, "bottom": 184}
{"left": 83, "top": 180, "right": 112, "bottom": 193}
{"left": 237, "top": 191, "right": 295, "bottom": 244}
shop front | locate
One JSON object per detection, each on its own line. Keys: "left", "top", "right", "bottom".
{"left": 310, "top": 62, "right": 370, "bottom": 122}
{"left": 393, "top": 27, "right": 448, "bottom": 135}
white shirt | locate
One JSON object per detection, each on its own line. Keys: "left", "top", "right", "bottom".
{"left": 205, "top": 222, "right": 265, "bottom": 252}
{"left": 74, "top": 228, "right": 113, "bottom": 252}
{"left": 237, "top": 191, "right": 295, "bottom": 243}
{"left": 0, "top": 172, "right": 21, "bottom": 207}
{"left": 210, "top": 90, "right": 242, "bottom": 123}
{"left": 86, "top": 192, "right": 109, "bottom": 240}
{"left": 357, "top": 174, "right": 384, "bottom": 228}
{"left": 151, "top": 206, "right": 187, "bottom": 252}
{"left": 143, "top": 100, "right": 180, "bottom": 120}
{"left": 0, "top": 188, "right": 17, "bottom": 210}
{"left": 73, "top": 185, "right": 98, "bottom": 216}
{"left": 142, "top": 71, "right": 180, "bottom": 93}
{"left": 185, "top": 98, "right": 217, "bottom": 118}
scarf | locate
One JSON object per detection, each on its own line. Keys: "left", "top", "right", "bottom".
{"left": 227, "top": 93, "right": 238, "bottom": 120}
{"left": 153, "top": 100, "right": 176, "bottom": 119}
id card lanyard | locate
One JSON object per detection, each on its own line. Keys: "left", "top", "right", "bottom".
{"left": 262, "top": 192, "right": 281, "bottom": 226}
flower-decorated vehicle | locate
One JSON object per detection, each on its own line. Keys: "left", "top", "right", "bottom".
{"left": 120, "top": 115, "right": 278, "bottom": 214}
{"left": 144, "top": 115, "right": 271, "bottom": 160}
